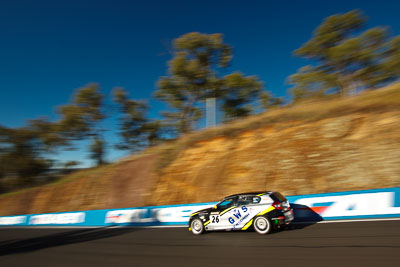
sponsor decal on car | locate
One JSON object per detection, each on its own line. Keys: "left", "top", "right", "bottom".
{"left": 229, "top": 206, "right": 251, "bottom": 230}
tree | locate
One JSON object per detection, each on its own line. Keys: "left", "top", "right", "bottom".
{"left": 113, "top": 87, "right": 165, "bottom": 151}
{"left": 142, "top": 120, "right": 164, "bottom": 147}
{"left": 288, "top": 10, "right": 400, "bottom": 100}
{"left": 155, "top": 32, "right": 232, "bottom": 134}
{"left": 382, "top": 36, "right": 400, "bottom": 80}
{"left": 156, "top": 32, "right": 267, "bottom": 132}
{"left": 28, "top": 118, "right": 66, "bottom": 149}
{"left": 260, "top": 91, "right": 284, "bottom": 110}
{"left": 0, "top": 84, "right": 107, "bottom": 191}
{"left": 58, "top": 83, "right": 106, "bottom": 166}
{"left": 113, "top": 87, "right": 149, "bottom": 151}
{"left": 63, "top": 161, "right": 79, "bottom": 169}
{"left": 288, "top": 66, "right": 337, "bottom": 102}
{"left": 220, "top": 72, "right": 264, "bottom": 120}
{"left": 0, "top": 125, "right": 53, "bottom": 189}
{"left": 89, "top": 137, "right": 105, "bottom": 166}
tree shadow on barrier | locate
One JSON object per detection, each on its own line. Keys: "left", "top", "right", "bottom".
{"left": 0, "top": 227, "right": 135, "bottom": 256}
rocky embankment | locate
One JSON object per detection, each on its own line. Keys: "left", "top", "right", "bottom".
{"left": 152, "top": 111, "right": 400, "bottom": 204}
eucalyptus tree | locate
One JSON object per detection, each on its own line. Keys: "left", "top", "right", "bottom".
{"left": 289, "top": 10, "right": 400, "bottom": 100}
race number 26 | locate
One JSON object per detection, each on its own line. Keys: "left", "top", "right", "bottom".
{"left": 211, "top": 215, "right": 220, "bottom": 223}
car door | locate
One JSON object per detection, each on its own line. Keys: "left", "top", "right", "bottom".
{"left": 211, "top": 195, "right": 256, "bottom": 231}
{"left": 226, "top": 195, "right": 268, "bottom": 230}
{"left": 208, "top": 196, "right": 237, "bottom": 230}
{"left": 225, "top": 195, "right": 254, "bottom": 230}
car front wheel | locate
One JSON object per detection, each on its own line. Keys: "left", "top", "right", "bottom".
{"left": 190, "top": 219, "right": 205, "bottom": 235}
{"left": 254, "top": 216, "right": 272, "bottom": 234}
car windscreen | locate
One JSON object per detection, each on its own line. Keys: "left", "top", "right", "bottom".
{"left": 270, "top": 192, "right": 287, "bottom": 202}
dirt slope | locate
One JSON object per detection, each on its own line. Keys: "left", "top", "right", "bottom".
{"left": 0, "top": 155, "right": 158, "bottom": 215}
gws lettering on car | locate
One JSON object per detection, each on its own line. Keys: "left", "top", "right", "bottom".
{"left": 189, "top": 191, "right": 294, "bottom": 235}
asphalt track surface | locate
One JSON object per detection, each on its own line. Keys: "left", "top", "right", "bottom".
{"left": 1, "top": 220, "right": 400, "bottom": 267}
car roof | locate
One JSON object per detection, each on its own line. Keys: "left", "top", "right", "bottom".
{"left": 224, "top": 191, "right": 273, "bottom": 198}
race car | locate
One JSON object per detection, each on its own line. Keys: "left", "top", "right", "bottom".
{"left": 189, "top": 191, "right": 294, "bottom": 235}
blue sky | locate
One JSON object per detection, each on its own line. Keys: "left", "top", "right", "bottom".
{"left": 1, "top": 0, "right": 400, "bottom": 166}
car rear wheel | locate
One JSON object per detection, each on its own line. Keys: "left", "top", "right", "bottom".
{"left": 191, "top": 219, "right": 205, "bottom": 235}
{"left": 254, "top": 216, "right": 272, "bottom": 234}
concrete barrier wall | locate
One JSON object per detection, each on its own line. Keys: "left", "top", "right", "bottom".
{"left": 1, "top": 187, "right": 400, "bottom": 227}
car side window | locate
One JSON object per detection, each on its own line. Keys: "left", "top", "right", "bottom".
{"left": 238, "top": 195, "right": 253, "bottom": 206}
{"left": 252, "top": 196, "right": 261, "bottom": 204}
{"left": 238, "top": 195, "right": 261, "bottom": 206}
{"left": 217, "top": 197, "right": 235, "bottom": 211}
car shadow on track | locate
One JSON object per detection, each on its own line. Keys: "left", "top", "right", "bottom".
{"left": 282, "top": 203, "right": 323, "bottom": 231}
{"left": 0, "top": 227, "right": 135, "bottom": 256}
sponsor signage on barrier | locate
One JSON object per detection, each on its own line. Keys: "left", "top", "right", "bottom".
{"left": 287, "top": 187, "right": 400, "bottom": 221}
{"left": 29, "top": 212, "right": 86, "bottom": 225}
{"left": 0, "top": 187, "right": 399, "bottom": 227}
{"left": 0, "top": 215, "right": 27, "bottom": 226}
{"left": 104, "top": 204, "right": 214, "bottom": 225}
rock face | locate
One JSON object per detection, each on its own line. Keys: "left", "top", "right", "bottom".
{"left": 1, "top": 107, "right": 400, "bottom": 216}
{"left": 152, "top": 111, "right": 400, "bottom": 205}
